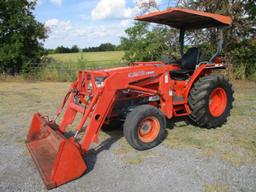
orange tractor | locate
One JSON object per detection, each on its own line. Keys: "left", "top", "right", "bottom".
{"left": 26, "top": 8, "right": 234, "bottom": 189}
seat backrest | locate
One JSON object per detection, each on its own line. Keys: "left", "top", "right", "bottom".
{"left": 181, "top": 47, "right": 201, "bottom": 70}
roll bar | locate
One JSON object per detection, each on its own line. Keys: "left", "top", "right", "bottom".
{"left": 210, "top": 28, "right": 223, "bottom": 62}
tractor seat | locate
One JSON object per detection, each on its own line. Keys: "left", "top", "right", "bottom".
{"left": 170, "top": 47, "right": 201, "bottom": 80}
{"left": 171, "top": 69, "right": 194, "bottom": 79}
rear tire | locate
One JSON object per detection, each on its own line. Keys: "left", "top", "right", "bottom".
{"left": 123, "top": 105, "right": 166, "bottom": 150}
{"left": 188, "top": 74, "right": 234, "bottom": 128}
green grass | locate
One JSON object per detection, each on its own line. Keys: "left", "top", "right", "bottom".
{"left": 0, "top": 51, "right": 126, "bottom": 82}
{"left": 8, "top": 51, "right": 126, "bottom": 82}
{"left": 37, "top": 51, "right": 126, "bottom": 81}
{"left": 49, "top": 51, "right": 124, "bottom": 63}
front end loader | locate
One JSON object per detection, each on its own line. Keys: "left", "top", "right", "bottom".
{"left": 26, "top": 8, "right": 234, "bottom": 189}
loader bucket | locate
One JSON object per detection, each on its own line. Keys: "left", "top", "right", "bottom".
{"left": 25, "top": 113, "right": 87, "bottom": 189}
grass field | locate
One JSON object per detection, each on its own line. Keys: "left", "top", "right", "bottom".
{"left": 8, "top": 51, "right": 127, "bottom": 82}
{"left": 34, "top": 51, "right": 125, "bottom": 81}
{"left": 0, "top": 51, "right": 126, "bottom": 82}
{"left": 48, "top": 51, "right": 125, "bottom": 63}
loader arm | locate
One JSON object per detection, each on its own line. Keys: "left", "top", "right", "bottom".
{"left": 58, "top": 65, "right": 172, "bottom": 153}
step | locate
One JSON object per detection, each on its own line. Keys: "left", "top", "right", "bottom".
{"left": 173, "top": 95, "right": 185, "bottom": 105}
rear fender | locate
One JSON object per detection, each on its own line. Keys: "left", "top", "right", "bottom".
{"left": 184, "top": 64, "right": 213, "bottom": 99}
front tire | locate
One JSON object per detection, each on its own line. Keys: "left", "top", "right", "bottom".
{"left": 188, "top": 74, "right": 234, "bottom": 128}
{"left": 123, "top": 105, "right": 166, "bottom": 150}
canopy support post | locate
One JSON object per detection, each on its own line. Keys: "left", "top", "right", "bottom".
{"left": 179, "top": 28, "right": 185, "bottom": 57}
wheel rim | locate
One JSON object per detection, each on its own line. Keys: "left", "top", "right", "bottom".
{"left": 138, "top": 116, "right": 160, "bottom": 143}
{"left": 209, "top": 87, "right": 227, "bottom": 117}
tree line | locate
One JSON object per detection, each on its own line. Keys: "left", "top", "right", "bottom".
{"left": 46, "top": 43, "right": 119, "bottom": 54}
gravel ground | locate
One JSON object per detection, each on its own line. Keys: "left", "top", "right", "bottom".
{"left": 0, "top": 81, "right": 255, "bottom": 192}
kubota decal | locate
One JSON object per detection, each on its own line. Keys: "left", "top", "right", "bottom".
{"left": 128, "top": 71, "right": 155, "bottom": 78}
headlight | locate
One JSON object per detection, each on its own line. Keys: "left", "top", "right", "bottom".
{"left": 95, "top": 77, "right": 105, "bottom": 87}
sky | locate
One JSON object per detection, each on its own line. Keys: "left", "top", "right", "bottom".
{"left": 33, "top": 0, "right": 178, "bottom": 49}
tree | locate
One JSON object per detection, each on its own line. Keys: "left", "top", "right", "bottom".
{"left": 98, "top": 43, "right": 116, "bottom": 52}
{"left": 82, "top": 43, "right": 117, "bottom": 52}
{"left": 177, "top": 0, "right": 256, "bottom": 79}
{"left": 177, "top": 0, "right": 255, "bottom": 44}
{"left": 0, "top": 0, "right": 47, "bottom": 74}
{"left": 55, "top": 46, "right": 69, "bottom": 53}
{"left": 70, "top": 45, "right": 79, "bottom": 53}
{"left": 120, "top": 22, "right": 170, "bottom": 62}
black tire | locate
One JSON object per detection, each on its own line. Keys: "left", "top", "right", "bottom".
{"left": 101, "top": 119, "right": 123, "bottom": 132}
{"left": 123, "top": 105, "right": 166, "bottom": 150}
{"left": 188, "top": 74, "right": 234, "bottom": 128}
